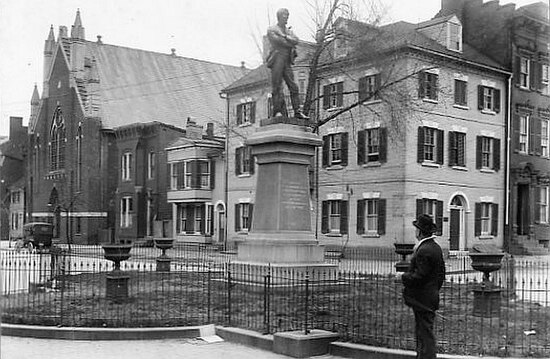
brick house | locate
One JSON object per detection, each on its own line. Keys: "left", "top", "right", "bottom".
{"left": 27, "top": 10, "right": 248, "bottom": 244}
{"left": 223, "top": 15, "right": 510, "bottom": 251}
{"left": 436, "top": 0, "right": 550, "bottom": 253}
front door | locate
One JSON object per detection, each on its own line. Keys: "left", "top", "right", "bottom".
{"left": 450, "top": 209, "right": 460, "bottom": 250}
{"left": 517, "top": 184, "right": 530, "bottom": 235}
{"left": 218, "top": 211, "right": 225, "bottom": 244}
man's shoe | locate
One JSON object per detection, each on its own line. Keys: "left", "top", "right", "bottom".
{"left": 294, "top": 111, "right": 310, "bottom": 120}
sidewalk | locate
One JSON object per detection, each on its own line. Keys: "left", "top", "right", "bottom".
{"left": 0, "top": 336, "right": 338, "bottom": 359}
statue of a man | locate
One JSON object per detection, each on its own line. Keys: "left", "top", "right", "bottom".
{"left": 266, "top": 8, "right": 309, "bottom": 120}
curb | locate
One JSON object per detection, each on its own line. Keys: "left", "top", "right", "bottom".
{"left": 1, "top": 323, "right": 202, "bottom": 341}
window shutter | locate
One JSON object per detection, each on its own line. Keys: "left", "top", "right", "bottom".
{"left": 340, "top": 132, "right": 349, "bottom": 166}
{"left": 491, "top": 203, "right": 498, "bottom": 236}
{"left": 474, "top": 202, "right": 482, "bottom": 236}
{"left": 493, "top": 138, "right": 501, "bottom": 171}
{"left": 358, "top": 77, "right": 367, "bottom": 102}
{"left": 322, "top": 136, "right": 329, "bottom": 167}
{"left": 529, "top": 116, "right": 536, "bottom": 154}
{"left": 417, "top": 127, "right": 425, "bottom": 163}
{"left": 494, "top": 89, "right": 501, "bottom": 113}
{"left": 234, "top": 204, "right": 240, "bottom": 232}
{"left": 337, "top": 82, "right": 344, "bottom": 107}
{"left": 536, "top": 62, "right": 544, "bottom": 91}
{"left": 534, "top": 118, "right": 542, "bottom": 156}
{"left": 513, "top": 114, "right": 521, "bottom": 152}
{"left": 208, "top": 205, "right": 214, "bottom": 235}
{"left": 416, "top": 199, "right": 423, "bottom": 218}
{"left": 176, "top": 205, "right": 181, "bottom": 233}
{"left": 210, "top": 159, "right": 215, "bottom": 189}
{"left": 167, "top": 163, "right": 172, "bottom": 189}
{"left": 323, "top": 85, "right": 330, "bottom": 109}
{"left": 236, "top": 104, "right": 243, "bottom": 125}
{"left": 356, "top": 199, "right": 365, "bottom": 234}
{"left": 340, "top": 200, "right": 349, "bottom": 235}
{"left": 235, "top": 148, "right": 241, "bottom": 175}
{"left": 534, "top": 187, "right": 541, "bottom": 223}
{"left": 379, "top": 127, "right": 387, "bottom": 163}
{"left": 321, "top": 201, "right": 329, "bottom": 234}
{"left": 454, "top": 80, "right": 461, "bottom": 104}
{"left": 448, "top": 131, "right": 456, "bottom": 166}
{"left": 374, "top": 74, "right": 381, "bottom": 100}
{"left": 514, "top": 56, "right": 521, "bottom": 86}
{"left": 529, "top": 60, "right": 537, "bottom": 90}
{"left": 436, "top": 200, "right": 443, "bottom": 236}
{"left": 248, "top": 148, "right": 255, "bottom": 175}
{"left": 476, "top": 136, "right": 482, "bottom": 169}
{"left": 418, "top": 72, "right": 425, "bottom": 98}
{"left": 199, "top": 204, "right": 206, "bottom": 234}
{"left": 378, "top": 198, "right": 386, "bottom": 235}
{"left": 357, "top": 130, "right": 366, "bottom": 165}
{"left": 250, "top": 102, "right": 256, "bottom": 124}
{"left": 248, "top": 204, "right": 254, "bottom": 230}
{"left": 432, "top": 74, "right": 439, "bottom": 101}
{"left": 436, "top": 129, "right": 444, "bottom": 165}
{"left": 477, "top": 85, "right": 484, "bottom": 110}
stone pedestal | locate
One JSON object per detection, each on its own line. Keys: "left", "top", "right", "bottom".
{"left": 156, "top": 257, "right": 172, "bottom": 272}
{"left": 106, "top": 272, "right": 130, "bottom": 302}
{"left": 236, "top": 119, "right": 337, "bottom": 281}
{"left": 473, "top": 283, "right": 501, "bottom": 317}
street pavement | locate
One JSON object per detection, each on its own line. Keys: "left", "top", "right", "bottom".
{"left": 0, "top": 336, "right": 340, "bottom": 359}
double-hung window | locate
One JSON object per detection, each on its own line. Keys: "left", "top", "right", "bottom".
{"left": 120, "top": 196, "right": 133, "bottom": 228}
{"left": 448, "top": 132, "right": 466, "bottom": 167}
{"left": 235, "top": 203, "right": 254, "bottom": 232}
{"left": 322, "top": 132, "right": 349, "bottom": 167}
{"left": 416, "top": 198, "right": 443, "bottom": 236}
{"left": 358, "top": 74, "right": 380, "bottom": 102}
{"left": 323, "top": 82, "right": 344, "bottom": 109}
{"left": 121, "top": 152, "right": 132, "bottom": 181}
{"left": 321, "top": 200, "right": 348, "bottom": 235}
{"left": 478, "top": 86, "right": 501, "bottom": 113}
{"left": 357, "top": 198, "right": 387, "bottom": 235}
{"left": 541, "top": 119, "right": 549, "bottom": 157}
{"left": 454, "top": 79, "right": 467, "bottom": 106}
{"left": 475, "top": 202, "right": 498, "bottom": 237}
{"left": 539, "top": 186, "right": 549, "bottom": 224}
{"left": 519, "top": 115, "right": 529, "bottom": 153}
{"left": 417, "top": 126, "right": 444, "bottom": 164}
{"left": 236, "top": 102, "right": 256, "bottom": 125}
{"left": 476, "top": 136, "right": 500, "bottom": 171}
{"left": 419, "top": 71, "right": 439, "bottom": 101}
{"left": 519, "top": 57, "right": 530, "bottom": 89}
{"left": 235, "top": 146, "right": 253, "bottom": 175}
{"left": 147, "top": 151, "right": 155, "bottom": 179}
{"left": 358, "top": 127, "right": 387, "bottom": 164}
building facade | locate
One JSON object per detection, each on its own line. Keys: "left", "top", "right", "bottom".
{"left": 437, "top": 0, "right": 550, "bottom": 253}
{"left": 27, "top": 11, "right": 248, "bottom": 244}
{"left": 223, "top": 14, "right": 510, "bottom": 251}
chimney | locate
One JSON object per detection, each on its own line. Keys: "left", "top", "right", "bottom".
{"left": 186, "top": 118, "right": 203, "bottom": 140}
{"left": 171, "top": 48, "right": 177, "bottom": 57}
{"left": 206, "top": 123, "right": 214, "bottom": 138}
{"left": 240, "top": 61, "right": 246, "bottom": 69}
{"left": 59, "top": 25, "right": 68, "bottom": 39}
{"left": 97, "top": 35, "right": 103, "bottom": 44}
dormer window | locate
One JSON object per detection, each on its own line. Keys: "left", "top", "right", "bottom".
{"left": 448, "top": 22, "right": 462, "bottom": 52}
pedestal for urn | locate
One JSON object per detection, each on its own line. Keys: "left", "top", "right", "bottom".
{"left": 102, "top": 244, "right": 132, "bottom": 302}
{"left": 394, "top": 242, "right": 415, "bottom": 273}
{"left": 236, "top": 118, "right": 336, "bottom": 282}
{"left": 470, "top": 251, "right": 505, "bottom": 317}
{"left": 154, "top": 238, "right": 174, "bottom": 272}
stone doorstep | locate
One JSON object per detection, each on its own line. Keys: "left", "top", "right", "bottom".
{"left": 273, "top": 330, "right": 340, "bottom": 358}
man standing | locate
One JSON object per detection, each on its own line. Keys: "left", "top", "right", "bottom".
{"left": 401, "top": 214, "right": 446, "bottom": 359}
{"left": 266, "top": 8, "right": 309, "bottom": 120}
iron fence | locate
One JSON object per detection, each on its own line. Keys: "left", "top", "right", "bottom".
{"left": 1, "top": 245, "right": 549, "bottom": 357}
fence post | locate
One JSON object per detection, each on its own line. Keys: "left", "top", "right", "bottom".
{"left": 207, "top": 263, "right": 212, "bottom": 323}
{"left": 263, "top": 267, "right": 271, "bottom": 334}
{"left": 304, "top": 272, "right": 310, "bottom": 335}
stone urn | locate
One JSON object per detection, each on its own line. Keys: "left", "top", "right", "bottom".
{"left": 394, "top": 242, "right": 415, "bottom": 273}
{"left": 469, "top": 245, "right": 504, "bottom": 317}
{"left": 154, "top": 238, "right": 174, "bottom": 272}
{"left": 102, "top": 243, "right": 132, "bottom": 302}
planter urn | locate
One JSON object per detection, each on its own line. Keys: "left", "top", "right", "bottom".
{"left": 394, "top": 242, "right": 415, "bottom": 273}
{"left": 102, "top": 243, "right": 132, "bottom": 302}
{"left": 154, "top": 238, "right": 174, "bottom": 272}
{"left": 469, "top": 246, "right": 504, "bottom": 317}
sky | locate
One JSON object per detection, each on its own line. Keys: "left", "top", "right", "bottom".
{"left": 0, "top": 0, "right": 543, "bottom": 137}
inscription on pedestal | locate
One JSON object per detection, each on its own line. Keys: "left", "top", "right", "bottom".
{"left": 281, "top": 181, "right": 309, "bottom": 211}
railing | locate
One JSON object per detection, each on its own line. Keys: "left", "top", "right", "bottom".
{"left": 1, "top": 245, "right": 549, "bottom": 357}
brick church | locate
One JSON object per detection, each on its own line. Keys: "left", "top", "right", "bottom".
{"left": 27, "top": 10, "right": 247, "bottom": 244}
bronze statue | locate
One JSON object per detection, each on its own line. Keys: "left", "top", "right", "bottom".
{"left": 266, "top": 8, "right": 309, "bottom": 120}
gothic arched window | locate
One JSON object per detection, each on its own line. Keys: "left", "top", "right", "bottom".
{"left": 49, "top": 107, "right": 66, "bottom": 171}
{"left": 76, "top": 124, "right": 83, "bottom": 190}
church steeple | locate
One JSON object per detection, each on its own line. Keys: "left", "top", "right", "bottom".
{"left": 30, "top": 84, "right": 41, "bottom": 133}
{"left": 71, "top": 9, "right": 85, "bottom": 40}
{"left": 42, "top": 25, "right": 55, "bottom": 98}
{"left": 31, "top": 84, "right": 40, "bottom": 106}
{"left": 44, "top": 25, "right": 55, "bottom": 54}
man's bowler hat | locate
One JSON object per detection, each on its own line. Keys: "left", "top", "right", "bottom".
{"left": 413, "top": 214, "right": 437, "bottom": 234}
